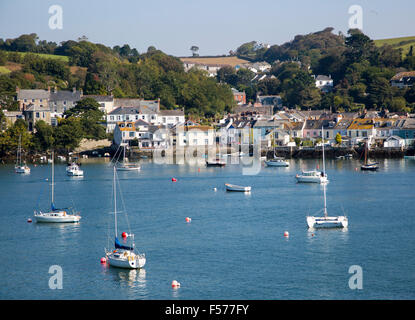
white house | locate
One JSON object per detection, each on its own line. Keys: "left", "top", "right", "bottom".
{"left": 384, "top": 136, "right": 405, "bottom": 148}
{"left": 173, "top": 125, "right": 215, "bottom": 147}
{"left": 314, "top": 75, "right": 333, "bottom": 92}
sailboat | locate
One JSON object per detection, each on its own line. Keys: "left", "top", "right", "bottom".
{"left": 116, "top": 143, "right": 140, "bottom": 171}
{"left": 34, "top": 151, "right": 81, "bottom": 223}
{"left": 265, "top": 146, "right": 289, "bottom": 167}
{"left": 104, "top": 166, "right": 146, "bottom": 269}
{"left": 15, "top": 135, "right": 30, "bottom": 174}
{"left": 306, "top": 126, "right": 348, "bottom": 229}
{"left": 361, "top": 140, "right": 378, "bottom": 171}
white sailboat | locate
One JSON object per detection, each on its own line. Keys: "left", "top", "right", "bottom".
{"left": 105, "top": 166, "right": 146, "bottom": 269}
{"left": 306, "top": 126, "right": 348, "bottom": 229}
{"left": 34, "top": 151, "right": 81, "bottom": 223}
{"left": 116, "top": 143, "right": 140, "bottom": 171}
{"left": 15, "top": 135, "right": 30, "bottom": 174}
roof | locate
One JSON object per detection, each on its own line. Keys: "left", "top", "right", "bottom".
{"left": 315, "top": 75, "right": 332, "bottom": 81}
{"left": 158, "top": 109, "right": 185, "bottom": 116}
{"left": 109, "top": 107, "right": 140, "bottom": 115}
{"left": 17, "top": 89, "right": 50, "bottom": 100}
{"left": 134, "top": 119, "right": 150, "bottom": 126}
{"left": 50, "top": 90, "right": 82, "bottom": 102}
{"left": 348, "top": 119, "right": 375, "bottom": 130}
{"left": 257, "top": 95, "right": 282, "bottom": 106}
{"left": 82, "top": 95, "right": 114, "bottom": 102}
{"left": 113, "top": 98, "right": 159, "bottom": 112}
{"left": 391, "top": 71, "right": 415, "bottom": 81}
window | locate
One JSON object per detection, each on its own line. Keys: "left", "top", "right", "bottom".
{"left": 32, "top": 99, "right": 35, "bottom": 102}
{"left": 326, "top": 131, "right": 329, "bottom": 138}
{"left": 63, "top": 101, "right": 66, "bottom": 105}
{"left": 193, "top": 139, "right": 197, "bottom": 145}
{"left": 40, "top": 99, "right": 43, "bottom": 102}
{"left": 110, "top": 116, "right": 114, "bottom": 121}
{"left": 356, "top": 131, "right": 359, "bottom": 137}
{"left": 362, "top": 131, "right": 367, "bottom": 137}
{"left": 176, "top": 117, "right": 179, "bottom": 122}
{"left": 162, "top": 117, "right": 166, "bottom": 123}
{"left": 129, "top": 132, "right": 134, "bottom": 137}
{"left": 205, "top": 139, "right": 209, "bottom": 145}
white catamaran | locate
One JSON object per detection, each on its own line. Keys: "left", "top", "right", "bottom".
{"left": 34, "top": 151, "right": 81, "bottom": 223}
{"left": 104, "top": 166, "right": 146, "bottom": 269}
{"left": 306, "top": 127, "right": 348, "bottom": 229}
{"left": 15, "top": 135, "right": 30, "bottom": 174}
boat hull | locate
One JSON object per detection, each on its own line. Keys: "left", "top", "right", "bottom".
{"left": 206, "top": 161, "right": 226, "bottom": 167}
{"left": 225, "top": 183, "right": 251, "bottom": 192}
{"left": 15, "top": 166, "right": 30, "bottom": 174}
{"left": 307, "top": 216, "right": 348, "bottom": 228}
{"left": 265, "top": 160, "right": 289, "bottom": 167}
{"left": 34, "top": 214, "right": 81, "bottom": 223}
{"left": 296, "top": 175, "right": 328, "bottom": 183}
{"left": 107, "top": 252, "right": 146, "bottom": 269}
{"left": 67, "top": 170, "right": 84, "bottom": 176}
{"left": 116, "top": 166, "right": 141, "bottom": 171}
{"left": 360, "top": 165, "right": 378, "bottom": 171}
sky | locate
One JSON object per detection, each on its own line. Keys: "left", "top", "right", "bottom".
{"left": 0, "top": 0, "right": 414, "bottom": 57}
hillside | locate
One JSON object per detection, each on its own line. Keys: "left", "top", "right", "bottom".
{"left": 374, "top": 36, "right": 415, "bottom": 57}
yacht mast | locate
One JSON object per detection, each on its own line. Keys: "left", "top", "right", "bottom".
{"left": 322, "top": 126, "right": 327, "bottom": 217}
{"left": 113, "top": 165, "right": 118, "bottom": 238}
{"left": 51, "top": 150, "right": 54, "bottom": 205}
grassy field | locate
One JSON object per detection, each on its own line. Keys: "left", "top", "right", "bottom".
{"left": 9, "top": 51, "right": 70, "bottom": 63}
{"left": 0, "top": 66, "right": 11, "bottom": 74}
{"left": 374, "top": 36, "right": 415, "bottom": 57}
{"left": 180, "top": 56, "right": 250, "bottom": 67}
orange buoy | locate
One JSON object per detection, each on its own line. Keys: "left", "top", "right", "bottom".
{"left": 284, "top": 231, "right": 289, "bottom": 237}
{"left": 185, "top": 217, "right": 191, "bottom": 223}
{"left": 100, "top": 257, "right": 106, "bottom": 264}
{"left": 171, "top": 280, "right": 181, "bottom": 288}
{"left": 172, "top": 178, "right": 177, "bottom": 182}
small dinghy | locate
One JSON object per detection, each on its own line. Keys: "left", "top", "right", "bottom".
{"left": 225, "top": 183, "right": 251, "bottom": 192}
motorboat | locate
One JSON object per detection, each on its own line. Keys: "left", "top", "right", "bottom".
{"left": 66, "top": 162, "right": 84, "bottom": 176}
{"left": 206, "top": 159, "right": 226, "bottom": 167}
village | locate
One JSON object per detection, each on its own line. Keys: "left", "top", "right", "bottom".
{"left": 2, "top": 66, "right": 415, "bottom": 158}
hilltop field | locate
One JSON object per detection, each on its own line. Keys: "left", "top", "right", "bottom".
{"left": 374, "top": 36, "right": 415, "bottom": 57}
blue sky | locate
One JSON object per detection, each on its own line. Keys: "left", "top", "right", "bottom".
{"left": 0, "top": 0, "right": 414, "bottom": 56}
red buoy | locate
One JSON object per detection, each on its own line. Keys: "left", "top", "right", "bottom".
{"left": 122, "top": 232, "right": 128, "bottom": 238}
{"left": 171, "top": 280, "right": 180, "bottom": 288}
{"left": 172, "top": 178, "right": 177, "bottom": 182}
{"left": 27, "top": 218, "right": 32, "bottom": 223}
{"left": 100, "top": 257, "right": 107, "bottom": 264}
{"left": 284, "top": 231, "right": 289, "bottom": 237}
{"left": 185, "top": 217, "right": 191, "bottom": 223}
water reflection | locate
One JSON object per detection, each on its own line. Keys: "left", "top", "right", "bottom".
{"left": 107, "top": 267, "right": 147, "bottom": 298}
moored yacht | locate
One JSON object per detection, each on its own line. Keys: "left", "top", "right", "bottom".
{"left": 296, "top": 170, "right": 328, "bottom": 183}
{"left": 34, "top": 151, "right": 81, "bottom": 223}
{"left": 306, "top": 126, "right": 347, "bottom": 229}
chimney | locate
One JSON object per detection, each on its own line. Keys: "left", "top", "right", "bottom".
{"left": 48, "top": 86, "right": 51, "bottom": 92}
{"left": 16, "top": 86, "right": 20, "bottom": 93}
{"left": 73, "top": 87, "right": 76, "bottom": 93}
{"left": 54, "top": 86, "right": 57, "bottom": 93}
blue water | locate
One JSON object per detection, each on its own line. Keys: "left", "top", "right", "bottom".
{"left": 0, "top": 158, "right": 414, "bottom": 299}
